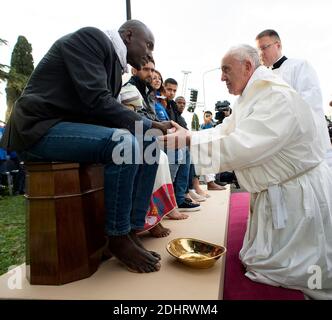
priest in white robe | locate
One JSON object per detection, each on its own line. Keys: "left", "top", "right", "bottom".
{"left": 256, "top": 29, "right": 332, "bottom": 168}
{"left": 160, "top": 44, "right": 332, "bottom": 299}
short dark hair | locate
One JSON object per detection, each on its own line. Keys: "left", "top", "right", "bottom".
{"left": 147, "top": 56, "right": 155, "bottom": 64}
{"left": 204, "top": 111, "right": 213, "bottom": 116}
{"left": 175, "top": 96, "right": 185, "bottom": 102}
{"left": 256, "top": 29, "right": 281, "bottom": 41}
{"left": 164, "top": 78, "right": 178, "bottom": 86}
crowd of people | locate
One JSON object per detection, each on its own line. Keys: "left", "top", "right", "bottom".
{"left": 119, "top": 57, "right": 229, "bottom": 237}
{"left": 1, "top": 20, "right": 332, "bottom": 298}
{"left": 0, "top": 123, "right": 25, "bottom": 196}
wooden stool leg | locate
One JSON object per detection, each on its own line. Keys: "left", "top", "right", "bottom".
{"left": 79, "top": 164, "right": 106, "bottom": 273}
{"left": 26, "top": 162, "right": 105, "bottom": 285}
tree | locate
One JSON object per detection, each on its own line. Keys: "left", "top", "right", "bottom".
{"left": 5, "top": 36, "right": 34, "bottom": 121}
{"left": 0, "top": 38, "right": 9, "bottom": 82}
{"left": 191, "top": 113, "right": 200, "bottom": 131}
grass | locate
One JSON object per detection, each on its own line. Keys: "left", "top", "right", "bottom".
{"left": 0, "top": 195, "right": 25, "bottom": 276}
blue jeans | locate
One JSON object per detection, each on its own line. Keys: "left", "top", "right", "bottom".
{"left": 168, "top": 147, "right": 191, "bottom": 205}
{"left": 21, "top": 122, "right": 159, "bottom": 236}
{"left": 188, "top": 163, "right": 197, "bottom": 190}
{"left": 168, "top": 149, "right": 182, "bottom": 181}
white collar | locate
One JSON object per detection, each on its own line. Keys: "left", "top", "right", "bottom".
{"left": 272, "top": 54, "right": 284, "bottom": 66}
{"left": 104, "top": 30, "right": 129, "bottom": 74}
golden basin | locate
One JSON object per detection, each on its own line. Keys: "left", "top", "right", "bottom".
{"left": 166, "top": 238, "right": 226, "bottom": 269}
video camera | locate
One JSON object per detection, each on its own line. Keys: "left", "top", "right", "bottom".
{"left": 215, "top": 100, "right": 230, "bottom": 112}
{"left": 215, "top": 100, "right": 231, "bottom": 124}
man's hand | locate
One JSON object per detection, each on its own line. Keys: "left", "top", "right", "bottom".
{"left": 158, "top": 121, "right": 191, "bottom": 149}
{"left": 151, "top": 121, "right": 173, "bottom": 135}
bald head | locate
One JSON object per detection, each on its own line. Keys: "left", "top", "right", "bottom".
{"left": 119, "top": 19, "right": 155, "bottom": 71}
{"left": 175, "top": 96, "right": 186, "bottom": 114}
{"left": 221, "top": 44, "right": 261, "bottom": 95}
{"left": 119, "top": 20, "right": 149, "bottom": 34}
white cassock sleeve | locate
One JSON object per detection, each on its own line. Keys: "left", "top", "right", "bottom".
{"left": 190, "top": 91, "right": 299, "bottom": 175}
{"left": 291, "top": 60, "right": 323, "bottom": 117}
{"left": 275, "top": 60, "right": 330, "bottom": 152}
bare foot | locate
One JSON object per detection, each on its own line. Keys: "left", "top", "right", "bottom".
{"left": 192, "top": 177, "right": 210, "bottom": 197}
{"left": 101, "top": 247, "right": 113, "bottom": 261}
{"left": 207, "top": 181, "right": 226, "bottom": 190}
{"left": 130, "top": 230, "right": 161, "bottom": 260}
{"left": 196, "top": 189, "right": 210, "bottom": 198}
{"left": 100, "top": 237, "right": 113, "bottom": 261}
{"left": 148, "top": 223, "right": 171, "bottom": 238}
{"left": 167, "top": 209, "right": 189, "bottom": 220}
{"left": 108, "top": 234, "right": 161, "bottom": 273}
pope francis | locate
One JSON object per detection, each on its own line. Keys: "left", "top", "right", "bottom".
{"left": 161, "top": 44, "right": 332, "bottom": 299}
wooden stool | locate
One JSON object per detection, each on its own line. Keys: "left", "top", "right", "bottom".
{"left": 25, "top": 162, "right": 106, "bottom": 285}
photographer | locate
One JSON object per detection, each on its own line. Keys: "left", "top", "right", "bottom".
{"left": 214, "top": 100, "right": 232, "bottom": 125}
{"left": 200, "top": 111, "right": 215, "bottom": 129}
{"left": 213, "top": 100, "right": 239, "bottom": 188}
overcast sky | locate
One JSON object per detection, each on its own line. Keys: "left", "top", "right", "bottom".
{"left": 1, "top": 0, "right": 332, "bottom": 124}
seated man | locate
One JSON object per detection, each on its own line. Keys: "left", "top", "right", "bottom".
{"left": 162, "top": 44, "right": 332, "bottom": 299}
{"left": 0, "top": 20, "right": 171, "bottom": 273}
{"left": 120, "top": 58, "right": 176, "bottom": 237}
{"left": 164, "top": 79, "right": 200, "bottom": 212}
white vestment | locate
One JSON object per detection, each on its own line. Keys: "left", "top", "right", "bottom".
{"left": 273, "top": 58, "right": 332, "bottom": 165}
{"left": 191, "top": 66, "right": 332, "bottom": 299}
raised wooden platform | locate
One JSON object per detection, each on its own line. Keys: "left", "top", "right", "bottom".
{"left": 0, "top": 185, "right": 230, "bottom": 300}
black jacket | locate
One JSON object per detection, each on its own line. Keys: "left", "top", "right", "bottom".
{"left": 166, "top": 100, "right": 188, "bottom": 129}
{"left": 0, "top": 27, "right": 144, "bottom": 152}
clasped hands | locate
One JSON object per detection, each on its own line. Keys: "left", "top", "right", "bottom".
{"left": 152, "top": 120, "right": 191, "bottom": 149}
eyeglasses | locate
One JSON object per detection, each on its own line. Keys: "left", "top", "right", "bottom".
{"left": 258, "top": 41, "right": 278, "bottom": 51}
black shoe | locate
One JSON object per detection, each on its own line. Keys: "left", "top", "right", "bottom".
{"left": 215, "top": 181, "right": 228, "bottom": 186}
{"left": 178, "top": 199, "right": 201, "bottom": 212}
{"left": 233, "top": 181, "right": 241, "bottom": 189}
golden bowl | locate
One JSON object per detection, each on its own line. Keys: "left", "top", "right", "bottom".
{"left": 166, "top": 238, "right": 226, "bottom": 269}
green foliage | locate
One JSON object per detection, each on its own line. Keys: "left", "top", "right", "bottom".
{"left": 8, "top": 36, "right": 34, "bottom": 76}
{"left": 0, "top": 38, "right": 9, "bottom": 82}
{"left": 191, "top": 113, "right": 200, "bottom": 131}
{"left": 5, "top": 36, "right": 34, "bottom": 121}
{"left": 0, "top": 196, "right": 25, "bottom": 275}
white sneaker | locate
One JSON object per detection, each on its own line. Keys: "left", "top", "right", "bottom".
{"left": 189, "top": 190, "right": 206, "bottom": 202}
